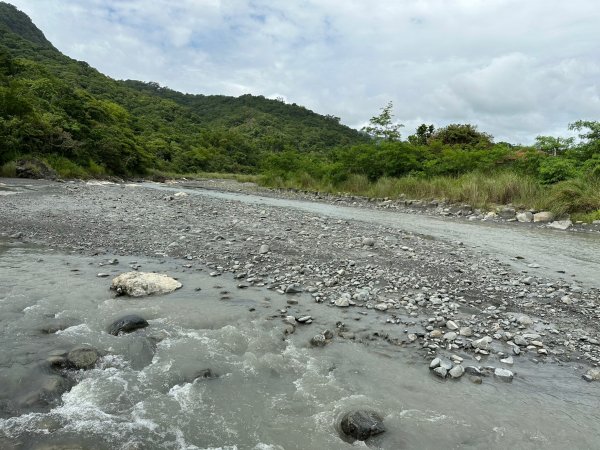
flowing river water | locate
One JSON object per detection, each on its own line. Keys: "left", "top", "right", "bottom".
{"left": 2, "top": 238, "right": 600, "bottom": 449}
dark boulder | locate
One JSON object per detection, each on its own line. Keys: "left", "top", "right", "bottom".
{"left": 66, "top": 346, "right": 99, "bottom": 370}
{"left": 108, "top": 315, "right": 149, "bottom": 336}
{"left": 340, "top": 410, "right": 386, "bottom": 441}
{"left": 15, "top": 159, "right": 56, "bottom": 180}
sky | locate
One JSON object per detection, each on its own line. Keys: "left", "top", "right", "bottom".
{"left": 8, "top": 0, "right": 600, "bottom": 144}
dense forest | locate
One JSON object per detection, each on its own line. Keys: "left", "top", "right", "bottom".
{"left": 0, "top": 3, "right": 599, "bottom": 220}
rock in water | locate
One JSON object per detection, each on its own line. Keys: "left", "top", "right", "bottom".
{"left": 340, "top": 410, "right": 385, "bottom": 441}
{"left": 111, "top": 272, "right": 182, "bottom": 297}
{"left": 66, "top": 346, "right": 99, "bottom": 370}
{"left": 108, "top": 314, "right": 149, "bottom": 335}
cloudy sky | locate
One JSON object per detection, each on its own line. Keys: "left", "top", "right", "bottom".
{"left": 9, "top": 0, "right": 600, "bottom": 143}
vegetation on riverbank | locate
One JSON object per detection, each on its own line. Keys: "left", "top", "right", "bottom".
{"left": 1, "top": 2, "right": 599, "bottom": 220}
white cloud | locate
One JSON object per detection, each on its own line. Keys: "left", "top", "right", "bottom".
{"left": 7, "top": 0, "right": 600, "bottom": 143}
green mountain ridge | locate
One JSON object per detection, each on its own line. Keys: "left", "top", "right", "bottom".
{"left": 0, "top": 2, "right": 366, "bottom": 176}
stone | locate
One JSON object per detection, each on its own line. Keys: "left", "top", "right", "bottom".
{"left": 374, "top": 303, "right": 389, "bottom": 311}
{"left": 362, "top": 237, "right": 376, "bottom": 247}
{"left": 533, "top": 211, "right": 554, "bottom": 223}
{"left": 339, "top": 410, "right": 385, "bottom": 441}
{"left": 433, "top": 367, "right": 447, "bottom": 378}
{"left": 472, "top": 336, "right": 492, "bottom": 350}
{"left": 583, "top": 368, "right": 600, "bottom": 382}
{"left": 449, "top": 365, "right": 465, "bottom": 378}
{"left": 108, "top": 314, "right": 149, "bottom": 336}
{"left": 494, "top": 368, "right": 514, "bottom": 382}
{"left": 547, "top": 220, "right": 572, "bottom": 230}
{"left": 446, "top": 320, "right": 459, "bottom": 330}
{"left": 516, "top": 211, "right": 533, "bottom": 223}
{"left": 443, "top": 332, "right": 458, "bottom": 341}
{"left": 500, "top": 356, "right": 514, "bottom": 365}
{"left": 516, "top": 314, "right": 533, "bottom": 326}
{"left": 513, "top": 335, "right": 528, "bottom": 346}
{"left": 259, "top": 244, "right": 270, "bottom": 254}
{"left": 335, "top": 297, "right": 350, "bottom": 307}
{"left": 66, "top": 346, "right": 99, "bottom": 370}
{"left": 173, "top": 191, "right": 188, "bottom": 197}
{"left": 310, "top": 334, "right": 327, "bottom": 347}
{"left": 192, "top": 368, "right": 218, "bottom": 380}
{"left": 464, "top": 366, "right": 482, "bottom": 376}
{"left": 498, "top": 206, "right": 516, "bottom": 220}
{"left": 285, "top": 284, "right": 303, "bottom": 294}
{"left": 459, "top": 327, "right": 473, "bottom": 337}
{"left": 111, "top": 272, "right": 182, "bottom": 297}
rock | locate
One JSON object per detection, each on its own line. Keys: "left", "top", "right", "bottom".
{"left": 296, "top": 316, "right": 312, "bottom": 323}
{"left": 374, "top": 303, "right": 389, "bottom": 311}
{"left": 433, "top": 367, "right": 447, "bottom": 378}
{"left": 446, "top": 320, "right": 459, "bottom": 330}
{"left": 472, "top": 336, "right": 492, "bottom": 350}
{"left": 66, "top": 346, "right": 99, "bottom": 370}
{"left": 335, "top": 297, "right": 350, "bottom": 307}
{"left": 97, "top": 273, "right": 110, "bottom": 278}
{"left": 285, "top": 284, "right": 303, "bottom": 294}
{"left": 516, "top": 314, "right": 533, "bottom": 326}
{"left": 259, "top": 244, "right": 270, "bottom": 254}
{"left": 111, "top": 272, "right": 182, "bottom": 297}
{"left": 429, "top": 357, "right": 441, "bottom": 369}
{"left": 547, "top": 220, "right": 572, "bottom": 230}
{"left": 126, "top": 337, "right": 156, "bottom": 370}
{"left": 498, "top": 206, "right": 516, "bottom": 220}
{"left": 494, "top": 368, "right": 514, "bottom": 382}
{"left": 516, "top": 211, "right": 533, "bottom": 222}
{"left": 500, "top": 356, "right": 514, "bottom": 365}
{"left": 173, "top": 191, "right": 188, "bottom": 197}
{"left": 323, "top": 329, "right": 334, "bottom": 339}
{"left": 470, "top": 376, "right": 483, "bottom": 384}
{"left": 513, "top": 335, "right": 528, "bottom": 346}
{"left": 449, "top": 365, "right": 465, "bottom": 378}
{"left": 464, "top": 366, "right": 482, "bottom": 376}
{"left": 15, "top": 158, "right": 57, "bottom": 180}
{"left": 192, "top": 368, "right": 218, "bottom": 381}
{"left": 340, "top": 410, "right": 385, "bottom": 441}
{"left": 9, "top": 231, "right": 23, "bottom": 239}
{"left": 459, "top": 327, "right": 473, "bottom": 337}
{"left": 362, "top": 237, "right": 375, "bottom": 247}
{"left": 533, "top": 211, "right": 555, "bottom": 222}
{"left": 310, "top": 334, "right": 327, "bottom": 347}
{"left": 108, "top": 314, "right": 149, "bottom": 335}
{"left": 583, "top": 368, "right": 600, "bottom": 382}
{"left": 283, "top": 316, "right": 296, "bottom": 325}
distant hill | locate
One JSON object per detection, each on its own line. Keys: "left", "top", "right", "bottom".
{"left": 0, "top": 2, "right": 366, "bottom": 176}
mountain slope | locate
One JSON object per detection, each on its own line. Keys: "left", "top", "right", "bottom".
{"left": 0, "top": 2, "right": 366, "bottom": 176}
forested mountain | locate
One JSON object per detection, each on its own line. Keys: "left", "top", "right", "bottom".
{"left": 0, "top": 2, "right": 367, "bottom": 176}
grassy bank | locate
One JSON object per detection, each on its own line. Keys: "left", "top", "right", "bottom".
{"left": 258, "top": 171, "right": 600, "bottom": 222}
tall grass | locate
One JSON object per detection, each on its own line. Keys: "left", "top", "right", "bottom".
{"left": 0, "top": 161, "right": 17, "bottom": 177}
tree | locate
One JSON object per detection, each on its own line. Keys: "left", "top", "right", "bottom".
{"left": 361, "top": 101, "right": 403, "bottom": 142}
{"left": 430, "top": 123, "right": 493, "bottom": 147}
{"left": 534, "top": 135, "right": 574, "bottom": 157}
{"left": 569, "top": 120, "right": 600, "bottom": 160}
{"left": 408, "top": 123, "right": 435, "bottom": 145}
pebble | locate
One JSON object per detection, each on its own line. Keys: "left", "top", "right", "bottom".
{"left": 449, "top": 365, "right": 465, "bottom": 378}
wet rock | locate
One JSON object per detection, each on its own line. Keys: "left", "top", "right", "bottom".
{"left": 108, "top": 314, "right": 149, "bottom": 335}
{"left": 494, "top": 368, "right": 514, "bottom": 382}
{"left": 310, "top": 334, "right": 327, "bottom": 347}
{"left": 285, "top": 283, "right": 303, "bottom": 294}
{"left": 582, "top": 368, "right": 600, "bottom": 382}
{"left": 111, "top": 272, "right": 182, "bottom": 297}
{"left": 192, "top": 368, "right": 218, "bottom": 380}
{"left": 66, "top": 346, "right": 99, "bottom": 370}
{"left": 548, "top": 220, "right": 572, "bottom": 230}
{"left": 464, "top": 366, "right": 482, "bottom": 376}
{"left": 340, "top": 410, "right": 385, "bottom": 441}
{"left": 126, "top": 337, "right": 156, "bottom": 370}
{"left": 500, "top": 356, "right": 514, "bottom": 365}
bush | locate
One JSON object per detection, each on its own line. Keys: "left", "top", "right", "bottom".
{"left": 538, "top": 158, "right": 578, "bottom": 184}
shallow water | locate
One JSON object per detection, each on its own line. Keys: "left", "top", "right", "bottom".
{"left": 1, "top": 241, "right": 600, "bottom": 449}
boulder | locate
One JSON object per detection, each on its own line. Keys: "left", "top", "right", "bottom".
{"left": 547, "top": 220, "right": 572, "bottom": 230}
{"left": 497, "top": 206, "right": 516, "bottom": 220}
{"left": 533, "top": 211, "right": 554, "bottom": 223}
{"left": 66, "top": 346, "right": 99, "bottom": 370}
{"left": 583, "top": 368, "right": 600, "bottom": 382}
{"left": 15, "top": 159, "right": 56, "bottom": 180}
{"left": 111, "top": 272, "right": 182, "bottom": 297}
{"left": 340, "top": 410, "right": 385, "bottom": 441}
{"left": 516, "top": 211, "right": 533, "bottom": 223}
{"left": 108, "top": 315, "right": 149, "bottom": 335}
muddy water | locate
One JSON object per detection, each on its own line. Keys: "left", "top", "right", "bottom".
{"left": 1, "top": 241, "right": 600, "bottom": 449}
{"left": 145, "top": 183, "right": 600, "bottom": 289}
